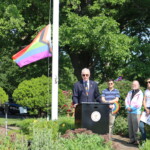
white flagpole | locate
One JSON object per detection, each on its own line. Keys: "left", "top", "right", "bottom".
{"left": 52, "top": 0, "right": 59, "bottom": 120}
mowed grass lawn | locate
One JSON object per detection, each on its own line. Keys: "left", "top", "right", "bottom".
{"left": 0, "top": 117, "right": 23, "bottom": 126}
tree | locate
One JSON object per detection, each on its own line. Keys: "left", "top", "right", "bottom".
{"left": 0, "top": 55, "right": 52, "bottom": 96}
{"left": 123, "top": 41, "right": 150, "bottom": 85}
{"left": 115, "top": 0, "right": 150, "bottom": 85}
{"left": 60, "top": 0, "right": 132, "bottom": 80}
{"left": 59, "top": 51, "right": 77, "bottom": 90}
{"left": 0, "top": 87, "right": 8, "bottom": 105}
{"left": 0, "top": 0, "right": 52, "bottom": 96}
{"left": 0, "top": 0, "right": 76, "bottom": 96}
{"left": 116, "top": 0, "right": 149, "bottom": 41}
{"left": 12, "top": 75, "right": 67, "bottom": 116}
{"left": 59, "top": 0, "right": 150, "bottom": 82}
{"left": 0, "top": 0, "right": 149, "bottom": 96}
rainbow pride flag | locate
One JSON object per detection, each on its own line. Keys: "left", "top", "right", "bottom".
{"left": 12, "top": 24, "right": 52, "bottom": 67}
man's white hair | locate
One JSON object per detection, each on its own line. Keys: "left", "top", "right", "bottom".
{"left": 133, "top": 80, "right": 140, "bottom": 88}
{"left": 81, "top": 68, "right": 90, "bottom": 75}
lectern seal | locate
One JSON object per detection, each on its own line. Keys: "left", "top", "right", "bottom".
{"left": 91, "top": 111, "right": 101, "bottom": 122}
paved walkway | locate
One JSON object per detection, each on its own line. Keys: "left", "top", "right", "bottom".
{"left": 112, "top": 135, "right": 139, "bottom": 150}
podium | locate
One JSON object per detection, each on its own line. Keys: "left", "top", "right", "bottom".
{"left": 75, "top": 102, "right": 109, "bottom": 134}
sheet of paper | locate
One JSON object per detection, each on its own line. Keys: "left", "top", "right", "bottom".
{"left": 147, "top": 115, "right": 150, "bottom": 125}
{"left": 140, "top": 111, "right": 150, "bottom": 125}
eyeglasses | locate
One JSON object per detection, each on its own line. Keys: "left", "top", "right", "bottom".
{"left": 82, "top": 74, "right": 89, "bottom": 77}
{"left": 108, "top": 83, "right": 113, "bottom": 85}
{"left": 147, "top": 81, "right": 150, "bottom": 84}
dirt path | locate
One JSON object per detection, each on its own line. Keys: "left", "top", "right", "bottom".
{"left": 112, "top": 135, "right": 139, "bottom": 150}
{"left": 0, "top": 126, "right": 20, "bottom": 135}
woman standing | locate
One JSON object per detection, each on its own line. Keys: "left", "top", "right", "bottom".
{"left": 139, "top": 78, "right": 150, "bottom": 141}
{"left": 125, "top": 80, "right": 143, "bottom": 145}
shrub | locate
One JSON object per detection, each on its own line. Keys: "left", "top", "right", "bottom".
{"left": 145, "top": 125, "right": 150, "bottom": 139}
{"left": 59, "top": 90, "right": 73, "bottom": 116}
{"left": 12, "top": 75, "right": 67, "bottom": 116}
{"left": 58, "top": 116, "right": 75, "bottom": 134}
{"left": 30, "top": 128, "right": 62, "bottom": 150}
{"left": 113, "top": 116, "right": 128, "bottom": 136}
{"left": 0, "top": 134, "right": 28, "bottom": 150}
{"left": 0, "top": 128, "right": 113, "bottom": 150}
{"left": 17, "top": 117, "right": 74, "bottom": 137}
{"left": 60, "top": 133, "right": 112, "bottom": 150}
{"left": 0, "top": 87, "right": 8, "bottom": 105}
{"left": 16, "top": 118, "right": 59, "bottom": 139}
{"left": 99, "top": 80, "right": 145, "bottom": 117}
{"left": 31, "top": 119, "right": 59, "bottom": 140}
{"left": 15, "top": 118, "right": 34, "bottom": 134}
{"left": 0, "top": 129, "right": 59, "bottom": 150}
{"left": 139, "top": 140, "right": 150, "bottom": 150}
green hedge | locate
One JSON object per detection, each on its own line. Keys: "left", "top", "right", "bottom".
{"left": 113, "top": 116, "right": 128, "bottom": 136}
{"left": 12, "top": 75, "right": 68, "bottom": 116}
{"left": 0, "top": 87, "right": 8, "bottom": 105}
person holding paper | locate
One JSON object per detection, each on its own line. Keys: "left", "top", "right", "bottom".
{"left": 125, "top": 80, "right": 143, "bottom": 145}
{"left": 139, "top": 78, "right": 150, "bottom": 141}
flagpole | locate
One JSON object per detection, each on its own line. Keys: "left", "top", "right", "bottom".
{"left": 52, "top": 0, "right": 59, "bottom": 120}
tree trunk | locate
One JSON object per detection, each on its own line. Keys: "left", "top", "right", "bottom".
{"left": 68, "top": 51, "right": 94, "bottom": 81}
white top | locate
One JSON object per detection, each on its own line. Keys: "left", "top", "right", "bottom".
{"left": 144, "top": 89, "right": 150, "bottom": 107}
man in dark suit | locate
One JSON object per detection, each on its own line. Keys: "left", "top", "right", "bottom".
{"left": 72, "top": 68, "right": 101, "bottom": 107}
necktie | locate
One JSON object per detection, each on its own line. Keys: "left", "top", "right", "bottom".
{"left": 84, "top": 81, "right": 89, "bottom": 96}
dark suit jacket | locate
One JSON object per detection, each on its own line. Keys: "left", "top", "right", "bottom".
{"left": 72, "top": 80, "right": 101, "bottom": 104}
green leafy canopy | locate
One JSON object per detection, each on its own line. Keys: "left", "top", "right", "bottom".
{"left": 0, "top": 87, "right": 8, "bottom": 105}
